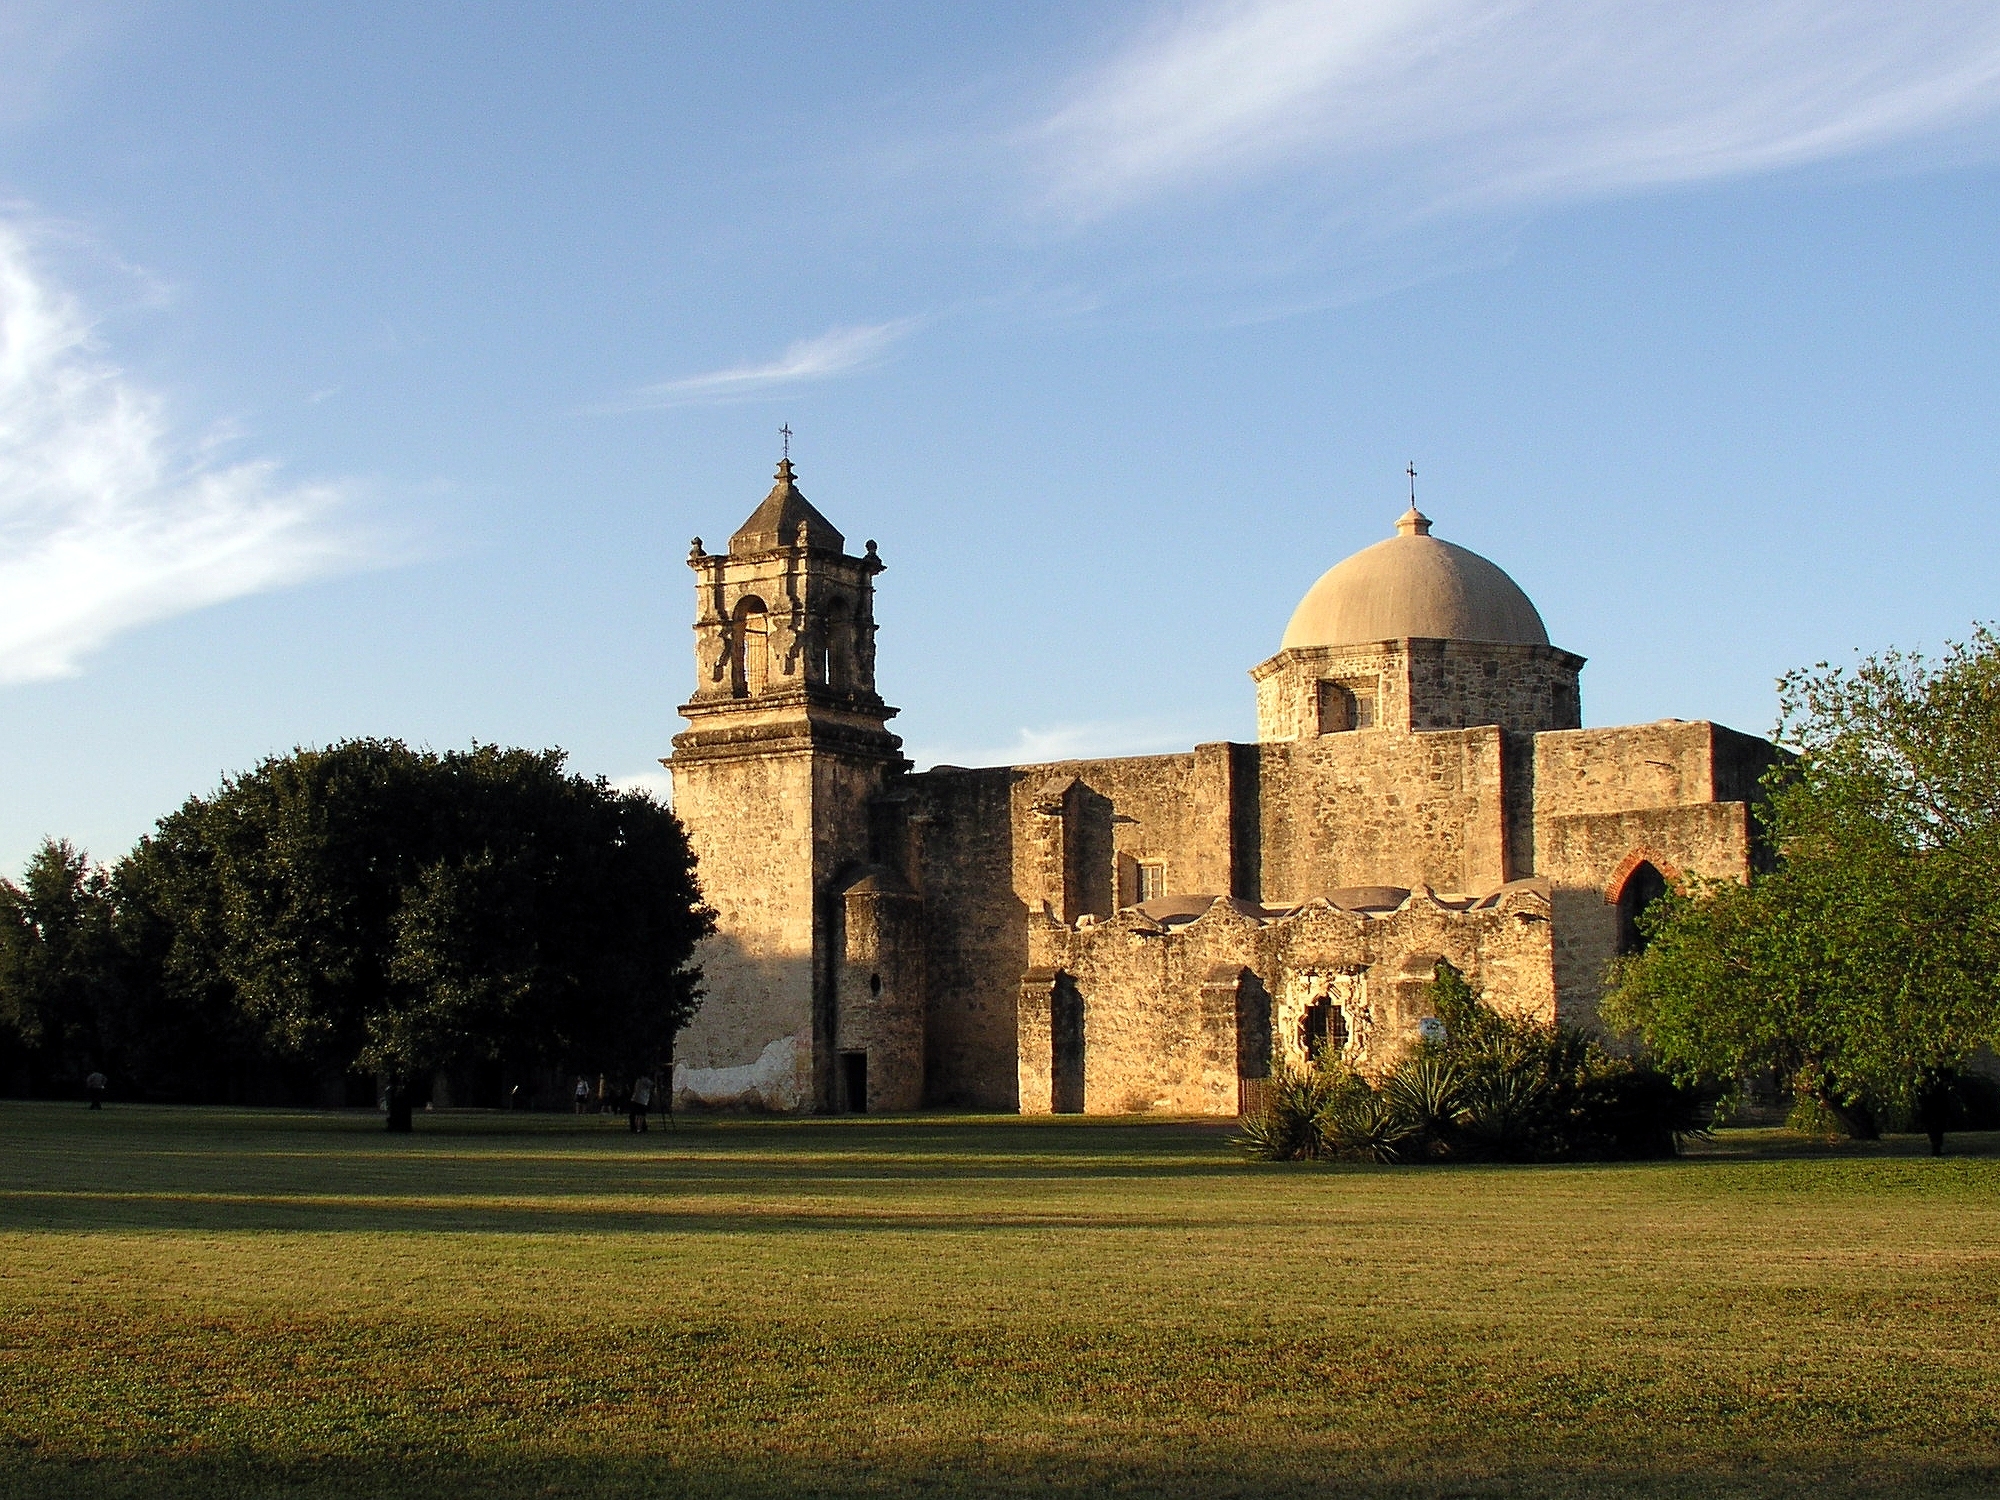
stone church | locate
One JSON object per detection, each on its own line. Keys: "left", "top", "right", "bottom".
{"left": 668, "top": 459, "right": 1776, "bottom": 1115}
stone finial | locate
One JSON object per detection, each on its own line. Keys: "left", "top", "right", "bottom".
{"left": 689, "top": 536, "right": 707, "bottom": 563}
{"left": 1395, "top": 506, "right": 1433, "bottom": 537}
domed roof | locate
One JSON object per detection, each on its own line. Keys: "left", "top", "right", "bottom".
{"left": 1281, "top": 507, "right": 1549, "bottom": 651}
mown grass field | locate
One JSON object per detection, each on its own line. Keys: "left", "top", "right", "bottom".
{"left": 1, "top": 1103, "right": 1997, "bottom": 1499}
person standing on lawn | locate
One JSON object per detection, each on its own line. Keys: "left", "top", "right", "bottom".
{"left": 573, "top": 1076, "right": 590, "bottom": 1115}
{"left": 628, "top": 1075, "right": 653, "bottom": 1133}
{"left": 84, "top": 1071, "right": 106, "bottom": 1109}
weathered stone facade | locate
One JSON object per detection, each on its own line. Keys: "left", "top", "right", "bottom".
{"left": 670, "top": 466, "right": 1778, "bottom": 1114}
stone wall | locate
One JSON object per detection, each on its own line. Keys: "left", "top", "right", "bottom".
{"left": 901, "top": 767, "right": 1026, "bottom": 1109}
{"left": 1540, "top": 801, "right": 1755, "bottom": 1029}
{"left": 670, "top": 743, "right": 819, "bottom": 1110}
{"left": 1252, "top": 640, "right": 1584, "bottom": 740}
{"left": 833, "top": 871, "right": 926, "bottom": 1112}
{"left": 1254, "top": 727, "right": 1510, "bottom": 900}
{"left": 1021, "top": 885, "right": 1555, "bottom": 1115}
{"left": 1528, "top": 719, "right": 1773, "bottom": 1029}
{"left": 1406, "top": 640, "right": 1585, "bottom": 733}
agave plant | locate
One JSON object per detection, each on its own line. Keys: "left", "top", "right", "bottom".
{"left": 1457, "top": 1062, "right": 1555, "bottom": 1161}
{"left": 1239, "top": 1063, "right": 1342, "bottom": 1160}
{"left": 1384, "top": 1051, "right": 1471, "bottom": 1159}
{"left": 1318, "top": 1077, "right": 1417, "bottom": 1163}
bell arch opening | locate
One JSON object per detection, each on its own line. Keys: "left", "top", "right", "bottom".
{"left": 730, "top": 596, "right": 769, "bottom": 697}
{"left": 822, "top": 597, "right": 852, "bottom": 690}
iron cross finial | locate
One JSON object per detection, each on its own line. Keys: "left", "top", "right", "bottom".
{"left": 1406, "top": 461, "right": 1417, "bottom": 504}
{"left": 780, "top": 424, "right": 792, "bottom": 462}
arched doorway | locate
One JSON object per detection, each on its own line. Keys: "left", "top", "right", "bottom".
{"left": 1614, "top": 860, "right": 1670, "bottom": 954}
{"left": 1051, "top": 973, "right": 1085, "bottom": 1114}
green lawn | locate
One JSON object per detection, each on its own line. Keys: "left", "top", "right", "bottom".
{"left": 2, "top": 1104, "right": 1997, "bottom": 1499}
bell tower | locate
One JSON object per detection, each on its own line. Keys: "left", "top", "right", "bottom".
{"left": 668, "top": 458, "right": 906, "bottom": 1112}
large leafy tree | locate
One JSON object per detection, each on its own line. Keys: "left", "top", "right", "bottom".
{"left": 0, "top": 840, "right": 118, "bottom": 1093}
{"left": 1606, "top": 627, "right": 2000, "bottom": 1149}
{"left": 130, "top": 741, "right": 712, "bottom": 1129}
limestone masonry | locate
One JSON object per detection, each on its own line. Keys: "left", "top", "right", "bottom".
{"left": 669, "top": 461, "right": 1777, "bottom": 1114}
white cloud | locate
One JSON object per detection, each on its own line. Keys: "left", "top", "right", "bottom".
{"left": 611, "top": 320, "right": 919, "bottom": 410}
{"left": 1040, "top": 2, "right": 2000, "bottom": 218}
{"left": 908, "top": 718, "right": 1210, "bottom": 771}
{"left": 0, "top": 221, "right": 373, "bottom": 686}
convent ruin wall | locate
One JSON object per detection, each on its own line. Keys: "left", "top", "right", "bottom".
{"left": 1020, "top": 885, "right": 1556, "bottom": 1115}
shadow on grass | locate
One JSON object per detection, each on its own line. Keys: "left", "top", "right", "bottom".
{"left": 4, "top": 1105, "right": 1996, "bottom": 1237}
{"left": 4, "top": 1445, "right": 1997, "bottom": 1500}
{"left": 0, "top": 1189, "right": 1257, "bottom": 1235}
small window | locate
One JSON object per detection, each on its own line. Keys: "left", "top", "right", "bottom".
{"left": 1317, "top": 680, "right": 1377, "bottom": 734}
{"left": 1136, "top": 862, "right": 1165, "bottom": 902}
{"left": 1299, "top": 999, "right": 1349, "bottom": 1062}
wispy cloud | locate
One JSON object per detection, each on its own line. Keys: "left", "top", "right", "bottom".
{"left": 1039, "top": 2, "right": 2000, "bottom": 219}
{"left": 609, "top": 319, "right": 919, "bottom": 411}
{"left": 0, "top": 221, "right": 375, "bottom": 687}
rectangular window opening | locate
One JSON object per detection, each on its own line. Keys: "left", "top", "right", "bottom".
{"left": 1136, "top": 862, "right": 1166, "bottom": 903}
{"left": 1317, "top": 679, "right": 1379, "bottom": 734}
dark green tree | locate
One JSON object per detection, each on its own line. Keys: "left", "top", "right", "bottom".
{"left": 1605, "top": 628, "right": 2000, "bottom": 1151}
{"left": 0, "top": 840, "right": 119, "bottom": 1094}
{"left": 129, "top": 740, "right": 713, "bottom": 1130}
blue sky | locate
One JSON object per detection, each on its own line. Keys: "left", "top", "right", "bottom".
{"left": 4, "top": 1, "right": 1999, "bottom": 874}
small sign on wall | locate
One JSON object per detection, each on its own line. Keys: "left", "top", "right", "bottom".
{"left": 1417, "top": 1017, "right": 1446, "bottom": 1044}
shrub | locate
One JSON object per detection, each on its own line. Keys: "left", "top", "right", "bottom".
{"left": 1240, "top": 963, "right": 1712, "bottom": 1165}
{"left": 1237, "top": 1064, "right": 1342, "bottom": 1161}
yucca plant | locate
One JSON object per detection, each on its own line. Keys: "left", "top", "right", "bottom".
{"left": 1317, "top": 1074, "right": 1416, "bottom": 1163}
{"left": 1239, "top": 1063, "right": 1342, "bottom": 1160}
{"left": 1383, "top": 1050, "right": 1470, "bottom": 1159}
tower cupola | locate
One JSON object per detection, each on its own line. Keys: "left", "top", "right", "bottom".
{"left": 682, "top": 459, "right": 893, "bottom": 713}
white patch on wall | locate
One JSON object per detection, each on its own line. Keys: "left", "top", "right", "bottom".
{"left": 672, "top": 1032, "right": 809, "bottom": 1111}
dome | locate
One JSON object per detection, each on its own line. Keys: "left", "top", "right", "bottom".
{"left": 1281, "top": 507, "right": 1549, "bottom": 651}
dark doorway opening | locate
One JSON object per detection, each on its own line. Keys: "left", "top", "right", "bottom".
{"left": 1235, "top": 972, "right": 1272, "bottom": 1117}
{"left": 840, "top": 1051, "right": 868, "bottom": 1114}
{"left": 1299, "top": 998, "right": 1348, "bottom": 1063}
{"left": 1616, "top": 861, "right": 1670, "bottom": 954}
{"left": 1051, "top": 974, "right": 1085, "bottom": 1114}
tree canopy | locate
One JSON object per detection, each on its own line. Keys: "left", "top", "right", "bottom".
{"left": 0, "top": 841, "right": 117, "bottom": 1092}
{"left": 1, "top": 742, "right": 713, "bottom": 1128}
{"left": 1605, "top": 627, "right": 2000, "bottom": 1148}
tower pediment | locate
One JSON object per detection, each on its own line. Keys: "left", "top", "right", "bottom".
{"left": 729, "top": 459, "right": 845, "bottom": 554}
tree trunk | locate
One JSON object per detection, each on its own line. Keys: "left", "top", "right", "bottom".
{"left": 1828, "top": 1099, "right": 1880, "bottom": 1140}
{"left": 1813, "top": 1083, "right": 1880, "bottom": 1141}
{"left": 1928, "top": 1128, "right": 1946, "bottom": 1157}
{"left": 386, "top": 1077, "right": 413, "bottom": 1133}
